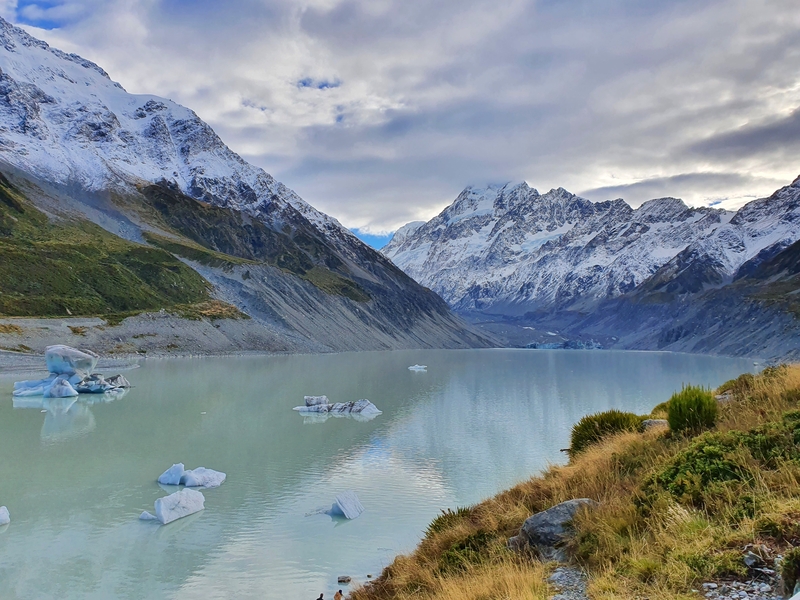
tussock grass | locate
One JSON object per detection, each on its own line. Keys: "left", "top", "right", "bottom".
{"left": 353, "top": 365, "right": 800, "bottom": 600}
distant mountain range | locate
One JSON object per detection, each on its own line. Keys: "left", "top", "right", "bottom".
{"left": 0, "top": 17, "right": 489, "bottom": 354}
{"left": 383, "top": 181, "right": 800, "bottom": 360}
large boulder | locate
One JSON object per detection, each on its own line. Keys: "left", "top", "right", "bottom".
{"left": 45, "top": 345, "right": 98, "bottom": 378}
{"left": 508, "top": 498, "right": 598, "bottom": 561}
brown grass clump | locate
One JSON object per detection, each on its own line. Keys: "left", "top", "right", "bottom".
{"left": 0, "top": 323, "right": 22, "bottom": 334}
{"left": 352, "top": 364, "right": 800, "bottom": 600}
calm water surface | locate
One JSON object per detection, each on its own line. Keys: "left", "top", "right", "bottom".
{"left": 0, "top": 349, "right": 755, "bottom": 599}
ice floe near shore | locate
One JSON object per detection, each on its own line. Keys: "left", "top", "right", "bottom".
{"left": 408, "top": 364, "right": 427, "bottom": 371}
{"left": 157, "top": 463, "right": 226, "bottom": 489}
{"left": 140, "top": 489, "right": 205, "bottom": 525}
{"left": 0, "top": 506, "right": 9, "bottom": 525}
{"left": 13, "top": 345, "right": 131, "bottom": 398}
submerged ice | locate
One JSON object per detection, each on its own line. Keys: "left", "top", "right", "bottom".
{"left": 326, "top": 491, "right": 365, "bottom": 520}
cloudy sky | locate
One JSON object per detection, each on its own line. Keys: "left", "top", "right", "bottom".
{"left": 4, "top": 0, "right": 799, "bottom": 244}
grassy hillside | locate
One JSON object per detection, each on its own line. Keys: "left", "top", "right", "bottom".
{"left": 0, "top": 173, "right": 216, "bottom": 319}
{"left": 353, "top": 365, "right": 800, "bottom": 600}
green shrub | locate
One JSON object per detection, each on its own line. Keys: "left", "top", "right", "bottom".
{"left": 667, "top": 385, "right": 718, "bottom": 434}
{"left": 782, "top": 547, "right": 800, "bottom": 597}
{"left": 569, "top": 409, "right": 643, "bottom": 458}
{"left": 425, "top": 506, "right": 474, "bottom": 536}
{"left": 438, "top": 530, "right": 495, "bottom": 573}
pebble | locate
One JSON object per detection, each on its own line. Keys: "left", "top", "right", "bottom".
{"left": 549, "top": 566, "right": 588, "bottom": 600}
{"left": 698, "top": 577, "right": 781, "bottom": 600}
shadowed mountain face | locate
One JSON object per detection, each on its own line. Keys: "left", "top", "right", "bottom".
{"left": 383, "top": 180, "right": 800, "bottom": 360}
{"left": 0, "top": 17, "right": 490, "bottom": 353}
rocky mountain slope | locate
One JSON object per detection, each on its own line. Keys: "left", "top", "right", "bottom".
{"left": 383, "top": 181, "right": 800, "bottom": 359}
{"left": 0, "top": 17, "right": 490, "bottom": 354}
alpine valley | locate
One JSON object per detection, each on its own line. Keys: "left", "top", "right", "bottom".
{"left": 0, "top": 17, "right": 490, "bottom": 356}
{"left": 382, "top": 181, "right": 800, "bottom": 360}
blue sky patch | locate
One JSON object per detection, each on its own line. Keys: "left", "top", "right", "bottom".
{"left": 351, "top": 228, "right": 394, "bottom": 250}
{"left": 16, "top": 0, "right": 64, "bottom": 30}
{"left": 297, "top": 77, "right": 341, "bottom": 90}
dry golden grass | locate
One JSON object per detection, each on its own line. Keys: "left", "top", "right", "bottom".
{"left": 0, "top": 323, "right": 22, "bottom": 334}
{"left": 353, "top": 364, "right": 800, "bottom": 600}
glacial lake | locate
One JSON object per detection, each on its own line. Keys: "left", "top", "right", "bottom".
{"left": 0, "top": 349, "right": 755, "bottom": 599}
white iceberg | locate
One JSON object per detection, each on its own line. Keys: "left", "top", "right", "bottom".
{"left": 157, "top": 463, "right": 226, "bottom": 488}
{"left": 326, "top": 491, "right": 365, "bottom": 519}
{"left": 304, "top": 395, "right": 329, "bottom": 406}
{"left": 0, "top": 506, "right": 9, "bottom": 525}
{"left": 408, "top": 364, "right": 427, "bottom": 371}
{"left": 139, "top": 510, "right": 158, "bottom": 521}
{"left": 43, "top": 376, "right": 79, "bottom": 398}
{"left": 157, "top": 463, "right": 186, "bottom": 485}
{"left": 151, "top": 489, "right": 205, "bottom": 525}
{"left": 181, "top": 467, "right": 226, "bottom": 489}
{"left": 45, "top": 345, "right": 98, "bottom": 378}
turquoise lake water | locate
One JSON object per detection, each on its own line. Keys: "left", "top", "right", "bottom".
{"left": 0, "top": 349, "right": 756, "bottom": 599}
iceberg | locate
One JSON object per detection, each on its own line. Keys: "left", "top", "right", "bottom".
{"left": 45, "top": 345, "right": 98, "bottom": 378}
{"left": 12, "top": 346, "right": 132, "bottom": 398}
{"left": 13, "top": 375, "right": 57, "bottom": 397}
{"left": 293, "top": 399, "right": 382, "bottom": 423}
{"left": 157, "top": 463, "right": 186, "bottom": 485}
{"left": 139, "top": 510, "right": 158, "bottom": 521}
{"left": 326, "top": 491, "right": 365, "bottom": 519}
{"left": 157, "top": 463, "right": 226, "bottom": 488}
{"left": 43, "top": 376, "right": 79, "bottom": 398}
{"left": 151, "top": 489, "right": 205, "bottom": 525}
{"left": 408, "top": 364, "right": 427, "bottom": 371}
{"left": 181, "top": 467, "right": 226, "bottom": 489}
{"left": 304, "top": 395, "right": 329, "bottom": 406}
{"left": 0, "top": 506, "right": 9, "bottom": 525}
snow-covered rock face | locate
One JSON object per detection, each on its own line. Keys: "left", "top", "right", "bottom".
{"left": 0, "top": 17, "right": 343, "bottom": 235}
{"left": 383, "top": 181, "right": 800, "bottom": 313}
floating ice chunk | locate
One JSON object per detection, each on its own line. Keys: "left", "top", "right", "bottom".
{"left": 157, "top": 464, "right": 226, "bottom": 488}
{"left": 0, "top": 506, "right": 9, "bottom": 525}
{"left": 139, "top": 511, "right": 158, "bottom": 521}
{"left": 13, "top": 375, "right": 57, "bottom": 397}
{"left": 104, "top": 374, "right": 131, "bottom": 388}
{"left": 157, "top": 463, "right": 186, "bottom": 485}
{"left": 44, "top": 376, "right": 79, "bottom": 398}
{"left": 304, "top": 395, "right": 329, "bottom": 407}
{"left": 293, "top": 403, "right": 331, "bottom": 413}
{"left": 332, "top": 399, "right": 381, "bottom": 416}
{"left": 326, "top": 491, "right": 365, "bottom": 519}
{"left": 408, "top": 364, "right": 427, "bottom": 371}
{"left": 75, "top": 374, "right": 112, "bottom": 394}
{"left": 154, "top": 489, "right": 205, "bottom": 525}
{"left": 45, "top": 345, "right": 98, "bottom": 377}
{"left": 181, "top": 467, "right": 226, "bottom": 489}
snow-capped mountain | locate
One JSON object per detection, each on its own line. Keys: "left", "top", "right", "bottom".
{"left": 0, "top": 18, "right": 340, "bottom": 234}
{"left": 0, "top": 17, "right": 490, "bottom": 353}
{"left": 383, "top": 180, "right": 800, "bottom": 315}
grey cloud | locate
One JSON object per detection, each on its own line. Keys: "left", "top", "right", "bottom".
{"left": 18, "top": 0, "right": 800, "bottom": 232}
{"left": 579, "top": 172, "right": 786, "bottom": 207}
{"left": 688, "top": 108, "right": 800, "bottom": 160}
